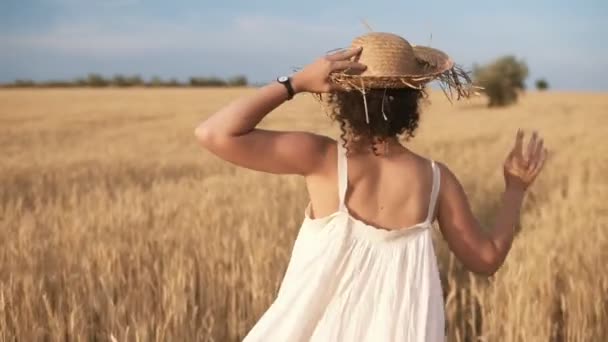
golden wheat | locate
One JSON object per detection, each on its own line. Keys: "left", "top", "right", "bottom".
{"left": 0, "top": 88, "right": 606, "bottom": 341}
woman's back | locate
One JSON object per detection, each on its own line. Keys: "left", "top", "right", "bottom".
{"left": 243, "top": 139, "right": 445, "bottom": 342}
{"left": 306, "top": 140, "right": 437, "bottom": 231}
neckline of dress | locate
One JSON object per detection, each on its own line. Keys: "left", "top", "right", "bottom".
{"left": 303, "top": 203, "right": 432, "bottom": 237}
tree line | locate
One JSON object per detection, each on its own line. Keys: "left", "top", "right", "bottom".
{"left": 3, "top": 57, "right": 550, "bottom": 108}
{"left": 0, "top": 74, "right": 248, "bottom": 88}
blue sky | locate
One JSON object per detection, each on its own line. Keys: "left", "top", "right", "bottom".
{"left": 1, "top": 0, "right": 607, "bottom": 90}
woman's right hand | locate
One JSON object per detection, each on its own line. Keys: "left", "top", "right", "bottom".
{"left": 503, "top": 129, "right": 548, "bottom": 191}
{"left": 291, "top": 47, "right": 367, "bottom": 94}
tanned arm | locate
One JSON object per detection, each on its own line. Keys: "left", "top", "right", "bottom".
{"left": 437, "top": 130, "right": 548, "bottom": 275}
{"left": 194, "top": 47, "right": 366, "bottom": 176}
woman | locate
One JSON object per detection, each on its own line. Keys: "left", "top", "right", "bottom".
{"left": 195, "top": 32, "right": 547, "bottom": 342}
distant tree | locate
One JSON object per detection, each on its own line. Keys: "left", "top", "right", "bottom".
{"left": 535, "top": 78, "right": 549, "bottom": 91}
{"left": 43, "top": 80, "right": 74, "bottom": 87}
{"left": 189, "top": 77, "right": 226, "bottom": 87}
{"left": 13, "top": 79, "right": 36, "bottom": 87}
{"left": 112, "top": 74, "right": 127, "bottom": 87}
{"left": 474, "top": 56, "right": 529, "bottom": 107}
{"left": 166, "top": 78, "right": 181, "bottom": 87}
{"left": 126, "top": 75, "right": 143, "bottom": 86}
{"left": 87, "top": 74, "right": 109, "bottom": 87}
{"left": 227, "top": 75, "right": 248, "bottom": 87}
{"left": 74, "top": 78, "right": 88, "bottom": 87}
{"left": 148, "top": 76, "right": 164, "bottom": 87}
{"left": 110, "top": 74, "right": 142, "bottom": 87}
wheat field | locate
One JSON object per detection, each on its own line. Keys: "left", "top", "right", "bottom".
{"left": 0, "top": 88, "right": 607, "bottom": 341}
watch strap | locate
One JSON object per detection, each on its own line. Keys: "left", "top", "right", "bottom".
{"left": 277, "top": 76, "right": 295, "bottom": 100}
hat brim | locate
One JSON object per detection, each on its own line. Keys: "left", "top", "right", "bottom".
{"left": 330, "top": 45, "right": 456, "bottom": 90}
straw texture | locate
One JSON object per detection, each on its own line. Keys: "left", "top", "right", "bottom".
{"left": 329, "top": 32, "right": 475, "bottom": 100}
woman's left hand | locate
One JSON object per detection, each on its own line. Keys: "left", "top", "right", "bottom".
{"left": 292, "top": 47, "right": 367, "bottom": 94}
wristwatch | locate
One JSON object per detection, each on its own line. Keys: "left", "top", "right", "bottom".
{"left": 277, "top": 76, "right": 295, "bottom": 100}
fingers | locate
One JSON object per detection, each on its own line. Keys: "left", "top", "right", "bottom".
{"left": 532, "top": 137, "right": 544, "bottom": 162}
{"left": 326, "top": 46, "right": 363, "bottom": 61}
{"left": 530, "top": 147, "right": 548, "bottom": 177}
{"left": 526, "top": 131, "right": 538, "bottom": 163}
{"left": 505, "top": 128, "right": 548, "bottom": 189}
{"left": 330, "top": 60, "right": 367, "bottom": 73}
{"left": 513, "top": 128, "right": 524, "bottom": 158}
{"left": 525, "top": 130, "right": 547, "bottom": 181}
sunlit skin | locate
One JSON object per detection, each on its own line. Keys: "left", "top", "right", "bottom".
{"left": 195, "top": 47, "right": 548, "bottom": 276}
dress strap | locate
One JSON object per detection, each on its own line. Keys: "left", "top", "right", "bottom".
{"left": 426, "top": 160, "right": 441, "bottom": 223}
{"left": 337, "top": 140, "right": 349, "bottom": 213}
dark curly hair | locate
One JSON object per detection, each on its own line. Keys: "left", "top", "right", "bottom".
{"left": 322, "top": 87, "right": 426, "bottom": 155}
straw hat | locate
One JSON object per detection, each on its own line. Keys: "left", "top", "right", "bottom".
{"left": 330, "top": 32, "right": 474, "bottom": 100}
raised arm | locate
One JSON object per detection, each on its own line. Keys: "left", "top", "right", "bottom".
{"left": 194, "top": 47, "right": 366, "bottom": 176}
{"left": 436, "top": 130, "right": 548, "bottom": 276}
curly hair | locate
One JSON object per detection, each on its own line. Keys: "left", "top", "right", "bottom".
{"left": 322, "top": 87, "right": 426, "bottom": 155}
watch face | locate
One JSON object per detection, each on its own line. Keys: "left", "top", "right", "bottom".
{"left": 278, "top": 76, "right": 288, "bottom": 83}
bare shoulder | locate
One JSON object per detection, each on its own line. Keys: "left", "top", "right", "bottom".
{"left": 433, "top": 160, "right": 467, "bottom": 200}
{"left": 434, "top": 161, "right": 458, "bottom": 185}
{"left": 293, "top": 132, "right": 336, "bottom": 175}
{"left": 432, "top": 160, "right": 475, "bottom": 227}
{"left": 305, "top": 132, "right": 336, "bottom": 150}
{"left": 298, "top": 132, "right": 335, "bottom": 159}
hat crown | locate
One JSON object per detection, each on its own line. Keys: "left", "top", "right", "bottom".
{"left": 351, "top": 32, "right": 420, "bottom": 77}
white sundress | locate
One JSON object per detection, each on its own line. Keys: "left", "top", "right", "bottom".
{"left": 244, "top": 141, "right": 446, "bottom": 342}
